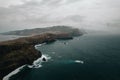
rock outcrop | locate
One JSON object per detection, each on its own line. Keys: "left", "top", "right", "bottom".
{"left": 0, "top": 32, "right": 82, "bottom": 80}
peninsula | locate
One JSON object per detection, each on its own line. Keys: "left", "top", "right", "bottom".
{"left": 0, "top": 26, "right": 83, "bottom": 80}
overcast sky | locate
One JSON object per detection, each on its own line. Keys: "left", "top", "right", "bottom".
{"left": 0, "top": 0, "right": 120, "bottom": 32}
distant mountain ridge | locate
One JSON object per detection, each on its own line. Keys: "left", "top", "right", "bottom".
{"left": 1, "top": 26, "right": 83, "bottom": 36}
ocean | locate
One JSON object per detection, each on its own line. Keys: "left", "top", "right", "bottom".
{"left": 6, "top": 32, "right": 120, "bottom": 80}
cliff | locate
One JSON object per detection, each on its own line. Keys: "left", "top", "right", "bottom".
{"left": 0, "top": 32, "right": 80, "bottom": 80}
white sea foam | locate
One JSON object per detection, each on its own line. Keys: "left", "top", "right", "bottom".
{"left": 74, "top": 60, "right": 84, "bottom": 64}
{"left": 3, "top": 65, "right": 25, "bottom": 80}
{"left": 3, "top": 43, "right": 51, "bottom": 80}
{"left": 35, "top": 43, "right": 46, "bottom": 49}
{"left": 3, "top": 54, "right": 51, "bottom": 80}
{"left": 28, "top": 54, "right": 51, "bottom": 68}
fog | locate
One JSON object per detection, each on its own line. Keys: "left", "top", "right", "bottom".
{"left": 0, "top": 0, "right": 120, "bottom": 33}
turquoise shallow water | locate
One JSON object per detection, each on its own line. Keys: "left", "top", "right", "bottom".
{"left": 9, "top": 33, "right": 120, "bottom": 80}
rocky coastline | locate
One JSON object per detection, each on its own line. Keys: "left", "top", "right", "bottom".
{"left": 0, "top": 32, "right": 82, "bottom": 80}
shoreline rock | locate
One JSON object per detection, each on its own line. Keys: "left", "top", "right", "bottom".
{"left": 0, "top": 32, "right": 82, "bottom": 80}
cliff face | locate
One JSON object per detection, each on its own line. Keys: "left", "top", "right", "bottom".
{"left": 0, "top": 32, "right": 78, "bottom": 80}
{"left": 0, "top": 45, "right": 41, "bottom": 80}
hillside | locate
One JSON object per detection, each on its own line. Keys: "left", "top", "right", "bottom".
{"left": 1, "top": 26, "right": 82, "bottom": 36}
{"left": 0, "top": 27, "right": 83, "bottom": 80}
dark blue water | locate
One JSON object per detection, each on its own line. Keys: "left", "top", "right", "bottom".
{"left": 10, "top": 33, "right": 120, "bottom": 80}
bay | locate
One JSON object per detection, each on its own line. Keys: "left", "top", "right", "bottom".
{"left": 9, "top": 32, "right": 120, "bottom": 80}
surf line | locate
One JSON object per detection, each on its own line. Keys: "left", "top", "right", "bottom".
{"left": 3, "top": 43, "right": 51, "bottom": 80}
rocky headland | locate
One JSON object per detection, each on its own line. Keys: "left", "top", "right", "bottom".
{"left": 0, "top": 26, "right": 83, "bottom": 80}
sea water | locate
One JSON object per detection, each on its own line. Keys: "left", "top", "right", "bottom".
{"left": 8, "top": 32, "right": 120, "bottom": 80}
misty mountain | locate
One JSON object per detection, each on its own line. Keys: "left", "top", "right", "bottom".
{"left": 1, "top": 26, "right": 83, "bottom": 36}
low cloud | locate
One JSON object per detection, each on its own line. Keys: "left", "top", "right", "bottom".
{"left": 0, "top": 0, "right": 120, "bottom": 32}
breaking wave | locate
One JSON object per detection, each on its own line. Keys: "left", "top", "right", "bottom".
{"left": 3, "top": 65, "right": 26, "bottom": 80}
{"left": 3, "top": 54, "right": 51, "bottom": 80}
{"left": 74, "top": 60, "right": 84, "bottom": 64}
{"left": 3, "top": 43, "right": 51, "bottom": 80}
{"left": 28, "top": 54, "right": 51, "bottom": 68}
